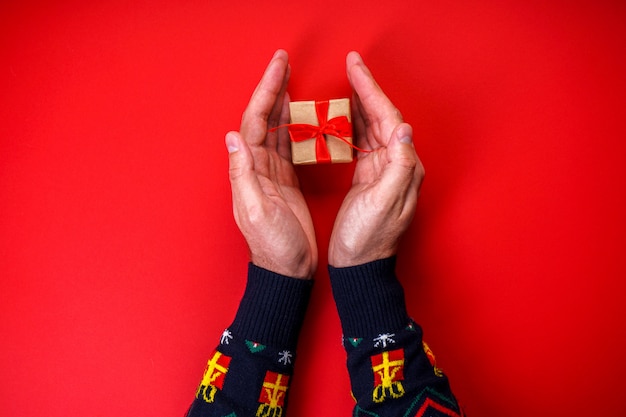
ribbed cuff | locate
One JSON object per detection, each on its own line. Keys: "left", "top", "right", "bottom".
{"left": 328, "top": 256, "right": 410, "bottom": 337}
{"left": 229, "top": 263, "right": 313, "bottom": 350}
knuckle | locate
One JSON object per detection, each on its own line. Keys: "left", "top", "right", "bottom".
{"left": 416, "top": 162, "right": 425, "bottom": 181}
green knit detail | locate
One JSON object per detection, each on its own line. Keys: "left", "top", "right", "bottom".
{"left": 245, "top": 340, "right": 267, "bottom": 353}
{"left": 348, "top": 337, "right": 363, "bottom": 347}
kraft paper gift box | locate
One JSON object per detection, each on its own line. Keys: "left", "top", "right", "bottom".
{"left": 287, "top": 98, "right": 353, "bottom": 165}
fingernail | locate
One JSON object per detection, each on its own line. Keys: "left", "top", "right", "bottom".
{"left": 225, "top": 133, "right": 239, "bottom": 153}
{"left": 350, "top": 51, "right": 363, "bottom": 63}
{"left": 273, "top": 49, "right": 287, "bottom": 60}
{"left": 396, "top": 124, "right": 413, "bottom": 145}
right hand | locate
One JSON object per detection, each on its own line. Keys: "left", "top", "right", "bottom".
{"left": 328, "top": 51, "right": 425, "bottom": 267}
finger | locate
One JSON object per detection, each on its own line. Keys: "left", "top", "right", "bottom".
{"left": 225, "top": 131, "right": 265, "bottom": 223}
{"left": 240, "top": 50, "right": 290, "bottom": 147}
{"left": 346, "top": 51, "right": 403, "bottom": 146}
{"left": 350, "top": 92, "right": 377, "bottom": 153}
{"left": 277, "top": 91, "right": 293, "bottom": 160}
{"left": 377, "top": 123, "right": 420, "bottom": 202}
{"left": 268, "top": 63, "right": 291, "bottom": 127}
{"left": 266, "top": 63, "right": 291, "bottom": 150}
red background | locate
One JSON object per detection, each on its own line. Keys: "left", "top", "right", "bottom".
{"left": 2, "top": 1, "right": 626, "bottom": 416}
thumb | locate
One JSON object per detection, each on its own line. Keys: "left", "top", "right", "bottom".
{"left": 378, "top": 123, "right": 419, "bottom": 196}
{"left": 226, "top": 131, "right": 252, "bottom": 179}
{"left": 226, "top": 131, "right": 263, "bottom": 212}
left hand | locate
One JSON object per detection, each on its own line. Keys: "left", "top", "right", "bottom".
{"left": 226, "top": 50, "right": 318, "bottom": 279}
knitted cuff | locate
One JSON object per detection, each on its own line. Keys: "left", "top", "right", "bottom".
{"left": 229, "top": 263, "right": 313, "bottom": 350}
{"left": 328, "top": 256, "right": 410, "bottom": 338}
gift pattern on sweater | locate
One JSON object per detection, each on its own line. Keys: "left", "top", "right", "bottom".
{"left": 343, "top": 321, "right": 463, "bottom": 417}
{"left": 187, "top": 328, "right": 297, "bottom": 417}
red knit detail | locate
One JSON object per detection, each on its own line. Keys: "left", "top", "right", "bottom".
{"left": 414, "top": 397, "right": 463, "bottom": 417}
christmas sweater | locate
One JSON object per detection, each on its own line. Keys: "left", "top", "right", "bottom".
{"left": 186, "top": 257, "right": 463, "bottom": 417}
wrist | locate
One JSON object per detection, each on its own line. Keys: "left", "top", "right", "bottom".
{"left": 230, "top": 263, "right": 314, "bottom": 349}
{"left": 328, "top": 240, "right": 397, "bottom": 268}
{"left": 251, "top": 251, "right": 316, "bottom": 280}
{"left": 328, "top": 256, "right": 409, "bottom": 337}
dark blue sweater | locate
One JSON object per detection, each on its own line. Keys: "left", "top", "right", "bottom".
{"left": 186, "top": 257, "right": 463, "bottom": 417}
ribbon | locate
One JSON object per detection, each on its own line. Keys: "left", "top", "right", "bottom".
{"left": 269, "top": 100, "right": 370, "bottom": 163}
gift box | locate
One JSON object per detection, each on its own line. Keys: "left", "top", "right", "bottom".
{"left": 288, "top": 99, "right": 353, "bottom": 165}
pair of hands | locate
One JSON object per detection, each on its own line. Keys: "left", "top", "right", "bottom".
{"left": 226, "top": 50, "right": 424, "bottom": 279}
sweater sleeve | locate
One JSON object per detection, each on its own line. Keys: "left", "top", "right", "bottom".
{"left": 329, "top": 257, "right": 464, "bottom": 417}
{"left": 186, "top": 263, "right": 313, "bottom": 417}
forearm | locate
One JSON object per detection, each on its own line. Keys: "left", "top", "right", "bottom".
{"left": 187, "top": 264, "right": 312, "bottom": 417}
{"left": 329, "top": 257, "right": 463, "bottom": 416}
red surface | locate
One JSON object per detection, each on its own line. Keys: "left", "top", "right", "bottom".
{"left": 2, "top": 1, "right": 626, "bottom": 416}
